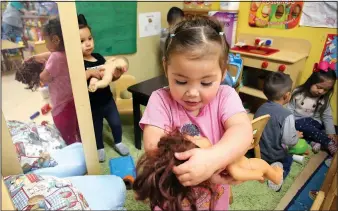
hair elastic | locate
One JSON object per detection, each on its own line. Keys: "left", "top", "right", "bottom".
{"left": 219, "top": 32, "right": 224, "bottom": 36}
{"left": 170, "top": 34, "right": 175, "bottom": 37}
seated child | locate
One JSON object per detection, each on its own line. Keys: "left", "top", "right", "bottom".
{"left": 287, "top": 61, "right": 337, "bottom": 156}
{"left": 133, "top": 132, "right": 283, "bottom": 211}
{"left": 254, "top": 72, "right": 302, "bottom": 191}
{"left": 160, "top": 7, "right": 184, "bottom": 57}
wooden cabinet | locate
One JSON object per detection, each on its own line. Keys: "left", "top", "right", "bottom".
{"left": 231, "top": 34, "right": 311, "bottom": 115}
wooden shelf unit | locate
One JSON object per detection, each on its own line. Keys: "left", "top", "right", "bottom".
{"left": 240, "top": 86, "right": 267, "bottom": 100}
{"left": 232, "top": 34, "right": 311, "bottom": 115}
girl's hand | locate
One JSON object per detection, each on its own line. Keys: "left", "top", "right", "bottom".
{"left": 328, "top": 134, "right": 337, "bottom": 142}
{"left": 172, "top": 148, "right": 218, "bottom": 186}
{"left": 113, "top": 66, "right": 127, "bottom": 79}
{"left": 297, "top": 131, "right": 303, "bottom": 138}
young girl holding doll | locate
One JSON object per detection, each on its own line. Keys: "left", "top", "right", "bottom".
{"left": 77, "top": 14, "right": 129, "bottom": 161}
{"left": 31, "top": 18, "right": 81, "bottom": 145}
{"left": 139, "top": 17, "right": 253, "bottom": 210}
{"left": 287, "top": 61, "right": 337, "bottom": 156}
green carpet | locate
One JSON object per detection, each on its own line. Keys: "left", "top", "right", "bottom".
{"left": 101, "top": 118, "right": 312, "bottom": 210}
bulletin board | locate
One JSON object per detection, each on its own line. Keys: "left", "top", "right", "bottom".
{"left": 75, "top": 2, "right": 137, "bottom": 56}
{"left": 320, "top": 34, "right": 338, "bottom": 79}
{"left": 249, "top": 1, "right": 304, "bottom": 29}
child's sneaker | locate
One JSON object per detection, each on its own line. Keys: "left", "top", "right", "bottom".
{"left": 328, "top": 141, "right": 337, "bottom": 156}
{"left": 98, "top": 148, "right": 106, "bottom": 162}
{"left": 310, "top": 142, "right": 321, "bottom": 153}
{"left": 267, "top": 162, "right": 284, "bottom": 192}
{"left": 115, "top": 143, "right": 130, "bottom": 156}
{"left": 325, "top": 157, "right": 332, "bottom": 167}
{"left": 309, "top": 190, "right": 319, "bottom": 200}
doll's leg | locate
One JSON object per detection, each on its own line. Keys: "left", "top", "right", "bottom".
{"left": 89, "top": 68, "right": 114, "bottom": 92}
{"left": 88, "top": 77, "right": 99, "bottom": 92}
{"left": 89, "top": 77, "right": 99, "bottom": 85}
{"left": 248, "top": 158, "right": 283, "bottom": 185}
{"left": 227, "top": 157, "right": 265, "bottom": 182}
{"left": 228, "top": 166, "right": 264, "bottom": 182}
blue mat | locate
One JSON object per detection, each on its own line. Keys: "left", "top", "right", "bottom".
{"left": 285, "top": 156, "right": 329, "bottom": 210}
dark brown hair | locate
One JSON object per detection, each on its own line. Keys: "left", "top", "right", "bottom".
{"left": 15, "top": 59, "right": 44, "bottom": 91}
{"left": 78, "top": 14, "right": 91, "bottom": 31}
{"left": 133, "top": 133, "right": 217, "bottom": 211}
{"left": 263, "top": 71, "right": 293, "bottom": 101}
{"left": 163, "top": 16, "right": 229, "bottom": 75}
{"left": 43, "top": 18, "right": 64, "bottom": 51}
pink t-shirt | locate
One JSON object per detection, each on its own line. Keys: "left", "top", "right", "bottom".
{"left": 140, "top": 85, "right": 246, "bottom": 210}
{"left": 45, "top": 51, "right": 74, "bottom": 116}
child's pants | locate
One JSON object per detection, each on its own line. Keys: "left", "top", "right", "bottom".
{"left": 91, "top": 99, "right": 122, "bottom": 150}
{"left": 53, "top": 100, "right": 81, "bottom": 145}
{"left": 281, "top": 155, "right": 293, "bottom": 179}
{"left": 295, "top": 117, "right": 337, "bottom": 156}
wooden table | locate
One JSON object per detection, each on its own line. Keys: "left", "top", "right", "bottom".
{"left": 1, "top": 40, "right": 25, "bottom": 72}
{"left": 127, "top": 75, "right": 168, "bottom": 149}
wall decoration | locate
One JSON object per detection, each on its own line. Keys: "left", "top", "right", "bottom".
{"left": 300, "top": 2, "right": 337, "bottom": 28}
{"left": 249, "top": 1, "right": 304, "bottom": 29}
{"left": 320, "top": 34, "right": 338, "bottom": 78}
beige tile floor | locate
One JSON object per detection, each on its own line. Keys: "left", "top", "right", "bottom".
{"left": 1, "top": 69, "right": 53, "bottom": 124}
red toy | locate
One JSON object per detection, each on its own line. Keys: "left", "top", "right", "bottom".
{"left": 41, "top": 104, "right": 52, "bottom": 115}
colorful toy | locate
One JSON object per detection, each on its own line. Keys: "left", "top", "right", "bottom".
{"left": 41, "top": 104, "right": 52, "bottom": 115}
{"left": 30, "top": 111, "right": 40, "bottom": 120}
{"left": 222, "top": 53, "right": 243, "bottom": 88}
{"left": 288, "top": 138, "right": 310, "bottom": 155}
{"left": 109, "top": 155, "right": 136, "bottom": 189}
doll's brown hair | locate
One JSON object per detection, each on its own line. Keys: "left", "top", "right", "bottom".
{"left": 132, "top": 132, "right": 217, "bottom": 211}
{"left": 15, "top": 59, "right": 44, "bottom": 91}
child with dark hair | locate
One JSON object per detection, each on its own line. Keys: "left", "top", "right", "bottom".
{"left": 140, "top": 16, "right": 253, "bottom": 210}
{"left": 160, "top": 7, "right": 184, "bottom": 57}
{"left": 254, "top": 72, "right": 302, "bottom": 191}
{"left": 287, "top": 61, "right": 337, "bottom": 156}
{"left": 28, "top": 18, "right": 81, "bottom": 145}
{"left": 77, "top": 14, "right": 129, "bottom": 161}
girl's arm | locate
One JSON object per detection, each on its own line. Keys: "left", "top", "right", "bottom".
{"left": 25, "top": 52, "right": 51, "bottom": 64}
{"left": 286, "top": 97, "right": 297, "bottom": 114}
{"left": 40, "top": 69, "right": 52, "bottom": 84}
{"left": 143, "top": 125, "right": 165, "bottom": 153}
{"left": 322, "top": 104, "right": 336, "bottom": 135}
{"left": 210, "top": 112, "right": 253, "bottom": 171}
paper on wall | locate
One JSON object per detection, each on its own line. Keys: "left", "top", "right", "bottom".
{"left": 138, "top": 12, "right": 161, "bottom": 38}
{"left": 300, "top": 2, "right": 337, "bottom": 28}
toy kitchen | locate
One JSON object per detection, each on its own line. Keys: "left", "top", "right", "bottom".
{"left": 230, "top": 33, "right": 311, "bottom": 119}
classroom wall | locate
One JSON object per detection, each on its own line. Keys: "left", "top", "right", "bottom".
{"left": 236, "top": 2, "right": 338, "bottom": 124}
{"left": 121, "top": 2, "right": 182, "bottom": 82}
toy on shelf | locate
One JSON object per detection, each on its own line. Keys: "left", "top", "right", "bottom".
{"left": 109, "top": 155, "right": 136, "bottom": 189}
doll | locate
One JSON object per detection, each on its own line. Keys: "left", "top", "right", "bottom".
{"left": 15, "top": 59, "right": 44, "bottom": 91}
{"left": 88, "top": 57, "right": 128, "bottom": 92}
{"left": 133, "top": 133, "right": 283, "bottom": 211}
{"left": 191, "top": 135, "right": 283, "bottom": 185}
